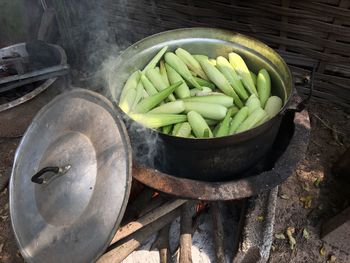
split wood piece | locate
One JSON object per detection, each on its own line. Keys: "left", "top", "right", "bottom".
{"left": 210, "top": 202, "right": 225, "bottom": 263}
{"left": 179, "top": 202, "right": 193, "bottom": 263}
{"left": 110, "top": 199, "right": 187, "bottom": 245}
{"left": 98, "top": 206, "right": 183, "bottom": 263}
{"left": 173, "top": 203, "right": 209, "bottom": 257}
{"left": 123, "top": 187, "right": 154, "bottom": 222}
{"left": 151, "top": 224, "right": 171, "bottom": 263}
{"left": 139, "top": 194, "right": 166, "bottom": 218}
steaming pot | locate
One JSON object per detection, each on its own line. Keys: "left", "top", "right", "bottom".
{"left": 108, "top": 28, "right": 303, "bottom": 181}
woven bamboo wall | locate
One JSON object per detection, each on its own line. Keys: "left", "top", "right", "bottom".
{"left": 52, "top": 0, "right": 350, "bottom": 107}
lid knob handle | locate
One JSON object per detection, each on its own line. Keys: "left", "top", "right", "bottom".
{"left": 31, "top": 165, "right": 71, "bottom": 185}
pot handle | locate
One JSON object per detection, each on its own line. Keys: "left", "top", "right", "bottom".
{"left": 31, "top": 165, "right": 71, "bottom": 185}
{"left": 286, "top": 66, "right": 315, "bottom": 113}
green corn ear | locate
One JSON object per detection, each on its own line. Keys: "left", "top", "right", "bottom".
{"left": 164, "top": 52, "right": 201, "bottom": 89}
{"left": 216, "top": 56, "right": 249, "bottom": 100}
{"left": 146, "top": 68, "right": 176, "bottom": 101}
{"left": 160, "top": 60, "right": 170, "bottom": 87}
{"left": 172, "top": 122, "right": 183, "bottom": 135}
{"left": 213, "top": 123, "right": 221, "bottom": 137}
{"left": 132, "top": 81, "right": 146, "bottom": 109}
{"left": 119, "top": 88, "right": 136, "bottom": 114}
{"left": 236, "top": 107, "right": 268, "bottom": 133}
{"left": 175, "top": 48, "right": 208, "bottom": 80}
{"left": 228, "top": 106, "right": 239, "bottom": 116}
{"left": 148, "top": 101, "right": 185, "bottom": 114}
{"left": 250, "top": 71, "right": 257, "bottom": 86}
{"left": 264, "top": 96, "right": 282, "bottom": 118}
{"left": 229, "top": 106, "right": 249, "bottom": 134}
{"left": 215, "top": 109, "right": 233, "bottom": 137}
{"left": 246, "top": 94, "right": 261, "bottom": 114}
{"left": 130, "top": 113, "right": 187, "bottom": 129}
{"left": 257, "top": 69, "right": 271, "bottom": 107}
{"left": 134, "top": 81, "right": 182, "bottom": 113}
{"left": 187, "top": 111, "right": 213, "bottom": 138}
{"left": 142, "top": 46, "right": 168, "bottom": 73}
{"left": 183, "top": 94, "right": 234, "bottom": 107}
{"left": 120, "top": 71, "right": 141, "bottom": 102}
{"left": 203, "top": 128, "right": 211, "bottom": 138}
{"left": 174, "top": 122, "right": 192, "bottom": 137}
{"left": 165, "top": 63, "right": 191, "bottom": 99}
{"left": 162, "top": 124, "right": 173, "bottom": 134}
{"left": 183, "top": 101, "right": 227, "bottom": 120}
{"left": 197, "top": 57, "right": 243, "bottom": 108}
{"left": 228, "top": 52, "right": 258, "bottom": 96}
{"left": 141, "top": 74, "right": 158, "bottom": 96}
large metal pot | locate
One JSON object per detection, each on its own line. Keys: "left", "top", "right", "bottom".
{"left": 0, "top": 43, "right": 68, "bottom": 137}
{"left": 107, "top": 28, "right": 298, "bottom": 181}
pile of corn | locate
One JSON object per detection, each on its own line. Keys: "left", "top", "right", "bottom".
{"left": 119, "top": 46, "right": 282, "bottom": 138}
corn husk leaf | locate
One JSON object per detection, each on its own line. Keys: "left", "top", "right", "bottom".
{"left": 302, "top": 228, "right": 310, "bottom": 240}
{"left": 286, "top": 227, "right": 296, "bottom": 250}
{"left": 280, "top": 194, "right": 290, "bottom": 200}
{"left": 275, "top": 233, "right": 286, "bottom": 240}
{"left": 320, "top": 244, "right": 326, "bottom": 256}
{"left": 300, "top": 196, "right": 313, "bottom": 209}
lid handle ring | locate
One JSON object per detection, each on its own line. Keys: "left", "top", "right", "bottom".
{"left": 31, "top": 165, "right": 71, "bottom": 184}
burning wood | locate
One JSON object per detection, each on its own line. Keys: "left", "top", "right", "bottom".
{"left": 98, "top": 206, "right": 183, "bottom": 263}
{"left": 180, "top": 202, "right": 194, "bottom": 263}
{"left": 110, "top": 199, "right": 187, "bottom": 245}
{"left": 123, "top": 188, "right": 154, "bottom": 222}
{"left": 195, "top": 202, "right": 207, "bottom": 213}
{"left": 139, "top": 194, "right": 166, "bottom": 218}
{"left": 210, "top": 202, "right": 225, "bottom": 263}
{"left": 151, "top": 224, "right": 171, "bottom": 263}
{"left": 172, "top": 202, "right": 209, "bottom": 259}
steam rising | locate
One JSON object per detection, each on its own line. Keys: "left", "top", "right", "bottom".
{"left": 85, "top": 7, "right": 164, "bottom": 169}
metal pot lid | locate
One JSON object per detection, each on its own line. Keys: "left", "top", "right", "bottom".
{"left": 9, "top": 88, "right": 132, "bottom": 263}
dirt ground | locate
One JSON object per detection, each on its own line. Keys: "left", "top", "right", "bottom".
{"left": 269, "top": 102, "right": 350, "bottom": 263}
{"left": 0, "top": 137, "right": 21, "bottom": 263}
{"left": 0, "top": 100, "right": 349, "bottom": 263}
